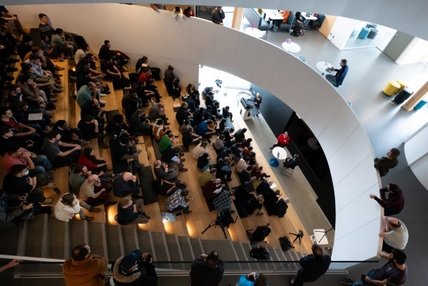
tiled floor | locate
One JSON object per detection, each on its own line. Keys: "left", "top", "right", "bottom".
{"left": 260, "top": 28, "right": 428, "bottom": 156}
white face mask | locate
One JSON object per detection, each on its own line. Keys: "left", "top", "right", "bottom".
{"left": 24, "top": 169, "right": 30, "bottom": 176}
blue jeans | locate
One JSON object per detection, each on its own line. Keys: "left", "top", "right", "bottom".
{"left": 33, "top": 155, "right": 53, "bottom": 170}
{"left": 326, "top": 74, "right": 339, "bottom": 87}
{"left": 351, "top": 270, "right": 376, "bottom": 286}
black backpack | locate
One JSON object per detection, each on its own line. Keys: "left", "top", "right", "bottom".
{"left": 250, "top": 247, "right": 270, "bottom": 260}
{"left": 279, "top": 236, "right": 294, "bottom": 251}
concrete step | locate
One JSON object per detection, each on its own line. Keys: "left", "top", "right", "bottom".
{"left": 151, "top": 232, "right": 169, "bottom": 262}
{"left": 24, "top": 214, "right": 46, "bottom": 257}
{"left": 47, "top": 217, "right": 69, "bottom": 259}
{"left": 177, "top": 236, "right": 195, "bottom": 261}
{"left": 121, "top": 225, "right": 140, "bottom": 254}
{"left": 200, "top": 239, "right": 236, "bottom": 261}
{"left": 69, "top": 219, "right": 86, "bottom": 249}
{"left": 0, "top": 221, "right": 19, "bottom": 255}
{"left": 137, "top": 229, "right": 154, "bottom": 255}
{"left": 106, "top": 224, "right": 124, "bottom": 260}
{"left": 88, "top": 222, "right": 108, "bottom": 259}
{"left": 164, "top": 234, "right": 184, "bottom": 269}
{"left": 189, "top": 237, "right": 204, "bottom": 258}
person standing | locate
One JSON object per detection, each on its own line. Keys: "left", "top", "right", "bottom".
{"left": 369, "top": 183, "right": 404, "bottom": 216}
{"left": 112, "top": 249, "right": 157, "bottom": 286}
{"left": 325, "top": 59, "right": 349, "bottom": 87}
{"left": 291, "top": 244, "right": 331, "bottom": 286}
{"left": 190, "top": 250, "right": 224, "bottom": 286}
{"left": 380, "top": 216, "right": 409, "bottom": 252}
{"left": 63, "top": 244, "right": 108, "bottom": 286}
{"left": 211, "top": 7, "right": 225, "bottom": 25}
{"left": 270, "top": 131, "right": 291, "bottom": 149}
{"left": 374, "top": 148, "right": 400, "bottom": 177}
{"left": 253, "top": 93, "right": 262, "bottom": 117}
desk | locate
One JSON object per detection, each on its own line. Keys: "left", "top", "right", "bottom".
{"left": 301, "top": 13, "right": 318, "bottom": 22}
{"left": 272, "top": 147, "right": 288, "bottom": 160}
{"left": 281, "top": 41, "right": 301, "bottom": 53}
{"left": 316, "top": 61, "right": 334, "bottom": 76}
{"left": 264, "top": 9, "right": 283, "bottom": 21}
{"left": 244, "top": 27, "right": 265, "bottom": 38}
{"left": 311, "top": 228, "right": 329, "bottom": 245}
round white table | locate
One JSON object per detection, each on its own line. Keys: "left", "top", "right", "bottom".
{"left": 245, "top": 27, "right": 265, "bottom": 38}
{"left": 316, "top": 61, "right": 334, "bottom": 76}
{"left": 281, "top": 41, "right": 301, "bottom": 53}
{"left": 272, "top": 147, "right": 288, "bottom": 160}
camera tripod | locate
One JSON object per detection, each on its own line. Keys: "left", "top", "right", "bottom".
{"left": 289, "top": 229, "right": 304, "bottom": 245}
{"left": 201, "top": 217, "right": 228, "bottom": 239}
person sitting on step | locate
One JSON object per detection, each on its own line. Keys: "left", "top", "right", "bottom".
{"left": 116, "top": 197, "right": 150, "bottom": 225}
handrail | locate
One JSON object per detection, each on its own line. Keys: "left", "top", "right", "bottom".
{"left": 0, "top": 254, "right": 379, "bottom": 265}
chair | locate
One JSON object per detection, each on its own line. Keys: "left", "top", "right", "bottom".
{"left": 310, "top": 228, "right": 329, "bottom": 245}
{"left": 382, "top": 80, "right": 401, "bottom": 96}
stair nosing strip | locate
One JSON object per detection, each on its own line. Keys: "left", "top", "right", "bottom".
{"left": 198, "top": 238, "right": 204, "bottom": 255}
{"left": 148, "top": 231, "right": 157, "bottom": 261}
{"left": 239, "top": 243, "right": 249, "bottom": 261}
{"left": 228, "top": 240, "right": 241, "bottom": 270}
{"left": 83, "top": 220, "right": 89, "bottom": 244}
{"left": 162, "top": 232, "right": 171, "bottom": 261}
{"left": 118, "top": 226, "right": 124, "bottom": 257}
{"left": 17, "top": 220, "right": 28, "bottom": 256}
{"left": 100, "top": 223, "right": 108, "bottom": 259}
{"left": 132, "top": 226, "right": 139, "bottom": 250}
{"left": 175, "top": 235, "right": 184, "bottom": 261}
{"left": 64, "top": 222, "right": 70, "bottom": 259}
{"left": 186, "top": 236, "right": 195, "bottom": 259}
{"left": 41, "top": 215, "right": 49, "bottom": 257}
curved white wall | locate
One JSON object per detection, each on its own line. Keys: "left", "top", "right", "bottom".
{"left": 9, "top": 4, "right": 381, "bottom": 262}
{"left": 5, "top": 0, "right": 428, "bottom": 41}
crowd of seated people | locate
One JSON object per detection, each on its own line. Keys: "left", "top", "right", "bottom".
{"left": 0, "top": 7, "right": 286, "bottom": 242}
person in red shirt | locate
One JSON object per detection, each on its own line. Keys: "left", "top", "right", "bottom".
{"left": 137, "top": 66, "right": 151, "bottom": 85}
{"left": 78, "top": 148, "right": 107, "bottom": 172}
{"left": 270, "top": 131, "right": 291, "bottom": 149}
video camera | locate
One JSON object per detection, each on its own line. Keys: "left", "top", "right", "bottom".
{"left": 215, "top": 209, "right": 235, "bottom": 228}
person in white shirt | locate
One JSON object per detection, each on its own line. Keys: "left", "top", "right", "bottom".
{"left": 54, "top": 193, "right": 93, "bottom": 222}
{"left": 192, "top": 140, "right": 209, "bottom": 159}
{"left": 380, "top": 216, "right": 409, "bottom": 251}
{"left": 74, "top": 44, "right": 89, "bottom": 65}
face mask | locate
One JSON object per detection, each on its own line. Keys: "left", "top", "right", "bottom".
{"left": 24, "top": 169, "right": 29, "bottom": 176}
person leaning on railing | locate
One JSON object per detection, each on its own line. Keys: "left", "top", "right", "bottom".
{"left": 63, "top": 244, "right": 108, "bottom": 286}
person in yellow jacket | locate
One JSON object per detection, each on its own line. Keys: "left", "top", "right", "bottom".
{"left": 63, "top": 244, "right": 107, "bottom": 286}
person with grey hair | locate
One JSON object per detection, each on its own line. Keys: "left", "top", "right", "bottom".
{"left": 380, "top": 216, "right": 409, "bottom": 252}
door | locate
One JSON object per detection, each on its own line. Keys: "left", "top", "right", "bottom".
{"left": 383, "top": 31, "right": 414, "bottom": 61}
{"left": 329, "top": 16, "right": 359, "bottom": 49}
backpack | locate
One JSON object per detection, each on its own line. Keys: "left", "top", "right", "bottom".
{"left": 250, "top": 247, "right": 270, "bottom": 260}
{"left": 279, "top": 236, "right": 294, "bottom": 251}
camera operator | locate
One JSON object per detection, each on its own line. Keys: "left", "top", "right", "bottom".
{"left": 190, "top": 250, "right": 224, "bottom": 286}
{"left": 215, "top": 209, "right": 235, "bottom": 229}
{"left": 112, "top": 249, "right": 157, "bottom": 286}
